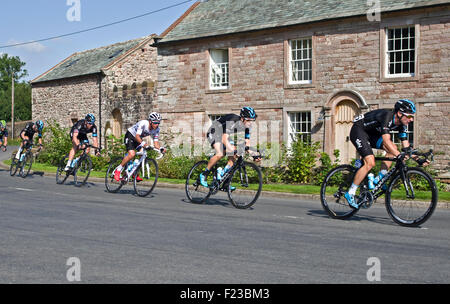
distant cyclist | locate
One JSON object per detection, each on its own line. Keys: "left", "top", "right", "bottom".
{"left": 199, "top": 106, "right": 261, "bottom": 187}
{"left": 15, "top": 120, "right": 44, "bottom": 160}
{"left": 113, "top": 112, "right": 166, "bottom": 181}
{"left": 0, "top": 120, "right": 8, "bottom": 152}
{"left": 64, "top": 114, "right": 100, "bottom": 171}
{"left": 345, "top": 99, "right": 421, "bottom": 209}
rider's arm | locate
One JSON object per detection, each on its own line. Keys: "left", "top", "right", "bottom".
{"left": 222, "top": 133, "right": 235, "bottom": 153}
{"left": 381, "top": 133, "right": 400, "bottom": 157}
{"left": 72, "top": 131, "right": 80, "bottom": 147}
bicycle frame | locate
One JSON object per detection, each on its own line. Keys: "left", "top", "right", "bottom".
{"left": 359, "top": 149, "right": 433, "bottom": 203}
{"left": 123, "top": 147, "right": 162, "bottom": 182}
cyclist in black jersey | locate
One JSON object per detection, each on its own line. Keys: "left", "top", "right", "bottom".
{"left": 345, "top": 99, "right": 420, "bottom": 208}
{"left": 64, "top": 114, "right": 100, "bottom": 171}
{"left": 199, "top": 107, "right": 261, "bottom": 187}
{"left": 15, "top": 120, "right": 44, "bottom": 159}
{"left": 0, "top": 120, "right": 8, "bottom": 151}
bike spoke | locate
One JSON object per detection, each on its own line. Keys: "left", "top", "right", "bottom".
{"left": 134, "top": 158, "right": 158, "bottom": 197}
{"left": 386, "top": 169, "right": 437, "bottom": 227}
{"left": 228, "top": 162, "right": 262, "bottom": 209}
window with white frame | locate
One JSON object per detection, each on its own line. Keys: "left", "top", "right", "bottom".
{"left": 391, "top": 122, "right": 414, "bottom": 145}
{"left": 210, "top": 49, "right": 229, "bottom": 89}
{"left": 288, "top": 112, "right": 312, "bottom": 145}
{"left": 289, "top": 38, "right": 312, "bottom": 84}
{"left": 386, "top": 27, "right": 415, "bottom": 77}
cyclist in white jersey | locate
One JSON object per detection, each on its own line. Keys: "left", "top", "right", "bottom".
{"left": 114, "top": 112, "right": 166, "bottom": 181}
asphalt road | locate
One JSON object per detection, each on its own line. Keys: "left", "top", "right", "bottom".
{"left": 0, "top": 150, "right": 449, "bottom": 284}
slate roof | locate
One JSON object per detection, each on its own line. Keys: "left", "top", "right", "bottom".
{"left": 158, "top": 0, "right": 450, "bottom": 44}
{"left": 32, "top": 35, "right": 154, "bottom": 83}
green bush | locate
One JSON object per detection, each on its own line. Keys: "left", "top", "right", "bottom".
{"left": 285, "top": 136, "right": 321, "bottom": 184}
{"left": 37, "top": 121, "right": 72, "bottom": 166}
{"left": 313, "top": 149, "right": 341, "bottom": 185}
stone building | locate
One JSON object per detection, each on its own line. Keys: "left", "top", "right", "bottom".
{"left": 31, "top": 35, "right": 158, "bottom": 146}
{"left": 154, "top": 0, "right": 450, "bottom": 175}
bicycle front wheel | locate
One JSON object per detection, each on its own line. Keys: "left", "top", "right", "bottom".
{"left": 385, "top": 168, "right": 438, "bottom": 227}
{"left": 320, "top": 165, "right": 359, "bottom": 219}
{"left": 19, "top": 152, "right": 33, "bottom": 178}
{"left": 185, "top": 160, "right": 212, "bottom": 204}
{"left": 74, "top": 155, "right": 92, "bottom": 187}
{"left": 134, "top": 158, "right": 158, "bottom": 197}
{"left": 227, "top": 161, "right": 262, "bottom": 209}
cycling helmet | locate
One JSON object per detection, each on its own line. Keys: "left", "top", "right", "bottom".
{"left": 395, "top": 99, "right": 416, "bottom": 114}
{"left": 0, "top": 120, "right": 6, "bottom": 128}
{"left": 35, "top": 120, "right": 44, "bottom": 132}
{"left": 148, "top": 112, "right": 162, "bottom": 123}
{"left": 85, "top": 113, "right": 96, "bottom": 124}
{"left": 240, "top": 106, "right": 257, "bottom": 119}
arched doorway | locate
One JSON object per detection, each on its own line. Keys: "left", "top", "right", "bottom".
{"left": 324, "top": 90, "right": 367, "bottom": 164}
{"left": 112, "top": 109, "right": 123, "bottom": 138}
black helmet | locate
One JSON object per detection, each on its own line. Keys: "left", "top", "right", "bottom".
{"left": 85, "top": 113, "right": 96, "bottom": 124}
{"left": 395, "top": 99, "right": 416, "bottom": 114}
{"left": 240, "top": 106, "right": 257, "bottom": 119}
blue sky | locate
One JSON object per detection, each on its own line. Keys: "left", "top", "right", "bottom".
{"left": 0, "top": 0, "right": 195, "bottom": 82}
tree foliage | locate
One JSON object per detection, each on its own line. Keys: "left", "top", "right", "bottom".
{"left": 0, "top": 53, "right": 31, "bottom": 121}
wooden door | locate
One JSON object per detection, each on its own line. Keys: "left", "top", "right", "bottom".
{"left": 335, "top": 100, "right": 360, "bottom": 164}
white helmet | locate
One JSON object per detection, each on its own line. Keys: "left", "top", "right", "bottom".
{"left": 148, "top": 112, "right": 162, "bottom": 123}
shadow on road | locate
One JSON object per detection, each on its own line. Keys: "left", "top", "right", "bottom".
{"left": 307, "top": 208, "right": 398, "bottom": 226}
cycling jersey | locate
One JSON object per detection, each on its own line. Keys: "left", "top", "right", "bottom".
{"left": 127, "top": 120, "right": 160, "bottom": 142}
{"left": 21, "top": 122, "right": 42, "bottom": 140}
{"left": 350, "top": 109, "right": 408, "bottom": 157}
{"left": 207, "top": 114, "right": 250, "bottom": 147}
{"left": 70, "top": 119, "right": 98, "bottom": 140}
{"left": 0, "top": 128, "right": 8, "bottom": 139}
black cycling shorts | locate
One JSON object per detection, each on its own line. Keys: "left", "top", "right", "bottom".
{"left": 124, "top": 131, "right": 140, "bottom": 151}
{"left": 349, "top": 121, "right": 384, "bottom": 158}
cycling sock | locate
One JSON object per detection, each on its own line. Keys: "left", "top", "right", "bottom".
{"left": 202, "top": 168, "right": 210, "bottom": 177}
{"left": 348, "top": 183, "right": 359, "bottom": 195}
{"left": 116, "top": 165, "right": 123, "bottom": 172}
{"left": 15, "top": 148, "right": 22, "bottom": 159}
{"left": 223, "top": 164, "right": 232, "bottom": 173}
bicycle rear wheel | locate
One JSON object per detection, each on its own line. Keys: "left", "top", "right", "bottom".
{"left": 385, "top": 168, "right": 438, "bottom": 227}
{"left": 56, "top": 154, "right": 70, "bottom": 184}
{"left": 105, "top": 157, "right": 124, "bottom": 193}
{"left": 227, "top": 161, "right": 262, "bottom": 209}
{"left": 185, "top": 160, "right": 212, "bottom": 204}
{"left": 74, "top": 155, "right": 92, "bottom": 187}
{"left": 9, "top": 153, "right": 19, "bottom": 176}
{"left": 320, "top": 165, "right": 359, "bottom": 219}
{"left": 133, "top": 158, "right": 158, "bottom": 197}
{"left": 19, "top": 151, "right": 33, "bottom": 178}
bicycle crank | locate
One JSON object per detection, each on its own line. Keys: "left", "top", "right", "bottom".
{"left": 358, "top": 191, "right": 374, "bottom": 209}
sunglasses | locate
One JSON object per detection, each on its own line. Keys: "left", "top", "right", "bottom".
{"left": 401, "top": 113, "right": 415, "bottom": 119}
{"left": 151, "top": 121, "right": 160, "bottom": 125}
{"left": 244, "top": 118, "right": 255, "bottom": 122}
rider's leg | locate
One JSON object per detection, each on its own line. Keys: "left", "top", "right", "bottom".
{"left": 119, "top": 150, "right": 136, "bottom": 169}
{"left": 16, "top": 136, "right": 28, "bottom": 159}
{"left": 199, "top": 142, "right": 224, "bottom": 187}
{"left": 65, "top": 141, "right": 79, "bottom": 170}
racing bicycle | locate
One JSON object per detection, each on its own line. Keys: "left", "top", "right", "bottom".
{"left": 10, "top": 141, "right": 43, "bottom": 178}
{"left": 185, "top": 146, "right": 263, "bottom": 209}
{"left": 105, "top": 146, "right": 163, "bottom": 197}
{"left": 320, "top": 148, "right": 437, "bottom": 227}
{"left": 56, "top": 143, "right": 100, "bottom": 187}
